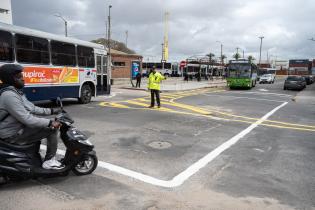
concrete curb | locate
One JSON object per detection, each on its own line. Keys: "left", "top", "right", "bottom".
{"left": 115, "top": 81, "right": 227, "bottom": 92}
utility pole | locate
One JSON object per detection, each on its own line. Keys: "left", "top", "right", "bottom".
{"left": 105, "top": 20, "right": 108, "bottom": 45}
{"left": 216, "top": 41, "right": 223, "bottom": 73}
{"left": 220, "top": 44, "right": 223, "bottom": 69}
{"left": 258, "top": 36, "right": 264, "bottom": 71}
{"left": 243, "top": 50, "right": 245, "bottom": 59}
{"left": 236, "top": 47, "right": 240, "bottom": 60}
{"left": 107, "top": 5, "right": 112, "bottom": 94}
{"left": 125, "top": 30, "right": 128, "bottom": 47}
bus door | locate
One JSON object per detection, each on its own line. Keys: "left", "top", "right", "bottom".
{"left": 96, "top": 54, "right": 108, "bottom": 94}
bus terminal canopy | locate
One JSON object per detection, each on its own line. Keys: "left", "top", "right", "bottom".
{"left": 229, "top": 59, "right": 250, "bottom": 64}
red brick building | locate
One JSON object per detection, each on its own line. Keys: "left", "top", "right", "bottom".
{"left": 111, "top": 49, "right": 142, "bottom": 78}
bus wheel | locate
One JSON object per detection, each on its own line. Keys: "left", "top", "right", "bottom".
{"left": 79, "top": 84, "right": 92, "bottom": 104}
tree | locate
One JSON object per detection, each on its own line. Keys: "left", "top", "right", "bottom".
{"left": 248, "top": 55, "right": 255, "bottom": 63}
{"left": 220, "top": 54, "right": 227, "bottom": 65}
{"left": 233, "top": 53, "right": 241, "bottom": 60}
{"left": 91, "top": 38, "right": 136, "bottom": 54}
{"left": 206, "top": 53, "right": 215, "bottom": 64}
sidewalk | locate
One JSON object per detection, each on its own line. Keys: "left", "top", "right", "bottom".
{"left": 111, "top": 77, "right": 226, "bottom": 92}
{"left": 294, "top": 83, "right": 315, "bottom": 105}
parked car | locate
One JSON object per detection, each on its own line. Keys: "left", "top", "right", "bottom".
{"left": 283, "top": 76, "right": 306, "bottom": 90}
{"left": 302, "top": 75, "right": 314, "bottom": 85}
{"left": 259, "top": 74, "right": 275, "bottom": 84}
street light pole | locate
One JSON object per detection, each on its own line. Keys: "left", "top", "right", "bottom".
{"left": 216, "top": 41, "right": 223, "bottom": 73}
{"left": 258, "top": 36, "right": 264, "bottom": 70}
{"left": 54, "top": 14, "right": 68, "bottom": 37}
{"left": 107, "top": 5, "right": 112, "bottom": 94}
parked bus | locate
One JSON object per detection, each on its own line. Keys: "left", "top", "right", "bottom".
{"left": 184, "top": 59, "right": 211, "bottom": 80}
{"left": 0, "top": 22, "right": 108, "bottom": 104}
{"left": 142, "top": 62, "right": 180, "bottom": 77}
{"left": 227, "top": 59, "right": 257, "bottom": 89}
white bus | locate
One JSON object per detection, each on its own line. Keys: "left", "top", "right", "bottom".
{"left": 0, "top": 22, "right": 108, "bottom": 104}
{"left": 142, "top": 62, "right": 180, "bottom": 77}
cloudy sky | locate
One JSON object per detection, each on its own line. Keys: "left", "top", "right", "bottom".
{"left": 11, "top": 0, "right": 315, "bottom": 62}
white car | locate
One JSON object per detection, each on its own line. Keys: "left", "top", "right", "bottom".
{"left": 259, "top": 74, "right": 275, "bottom": 84}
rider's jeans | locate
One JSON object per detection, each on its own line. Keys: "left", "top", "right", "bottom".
{"left": 3, "top": 127, "right": 58, "bottom": 161}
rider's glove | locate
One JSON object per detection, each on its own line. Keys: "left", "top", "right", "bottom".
{"left": 51, "top": 108, "right": 63, "bottom": 115}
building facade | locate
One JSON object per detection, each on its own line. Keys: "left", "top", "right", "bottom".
{"left": 0, "top": 0, "right": 12, "bottom": 24}
{"left": 288, "top": 59, "right": 311, "bottom": 75}
{"left": 111, "top": 49, "right": 142, "bottom": 78}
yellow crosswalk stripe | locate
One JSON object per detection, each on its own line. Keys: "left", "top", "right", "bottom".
{"left": 98, "top": 88, "right": 315, "bottom": 132}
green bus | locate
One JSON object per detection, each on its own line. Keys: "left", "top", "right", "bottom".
{"left": 227, "top": 60, "right": 258, "bottom": 89}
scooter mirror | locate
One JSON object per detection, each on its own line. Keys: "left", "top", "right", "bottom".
{"left": 56, "top": 97, "right": 63, "bottom": 110}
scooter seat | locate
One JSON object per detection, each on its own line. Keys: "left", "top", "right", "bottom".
{"left": 0, "top": 139, "right": 38, "bottom": 151}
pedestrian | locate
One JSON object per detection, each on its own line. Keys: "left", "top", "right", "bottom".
{"left": 184, "top": 73, "right": 189, "bottom": 82}
{"left": 147, "top": 66, "right": 166, "bottom": 108}
{"left": 136, "top": 72, "right": 141, "bottom": 88}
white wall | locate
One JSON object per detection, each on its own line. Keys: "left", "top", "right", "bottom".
{"left": 0, "top": 0, "right": 12, "bottom": 24}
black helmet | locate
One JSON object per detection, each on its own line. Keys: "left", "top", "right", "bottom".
{"left": 0, "top": 64, "right": 23, "bottom": 85}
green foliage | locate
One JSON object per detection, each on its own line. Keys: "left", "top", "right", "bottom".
{"left": 248, "top": 55, "right": 255, "bottom": 63}
{"left": 233, "top": 53, "right": 241, "bottom": 60}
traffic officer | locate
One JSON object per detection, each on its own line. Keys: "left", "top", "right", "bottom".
{"left": 147, "top": 66, "right": 166, "bottom": 108}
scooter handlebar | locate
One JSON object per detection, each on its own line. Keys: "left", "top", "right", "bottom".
{"left": 55, "top": 111, "right": 74, "bottom": 125}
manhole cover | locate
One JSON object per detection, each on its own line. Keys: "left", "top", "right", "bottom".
{"left": 148, "top": 141, "right": 172, "bottom": 149}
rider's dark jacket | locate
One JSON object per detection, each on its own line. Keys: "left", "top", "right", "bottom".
{"left": 0, "top": 86, "right": 52, "bottom": 139}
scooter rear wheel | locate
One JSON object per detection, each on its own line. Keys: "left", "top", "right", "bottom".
{"left": 72, "top": 154, "right": 98, "bottom": 176}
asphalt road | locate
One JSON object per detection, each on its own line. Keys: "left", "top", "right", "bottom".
{"left": 1, "top": 78, "right": 314, "bottom": 210}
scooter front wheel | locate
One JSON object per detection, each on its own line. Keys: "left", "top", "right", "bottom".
{"left": 72, "top": 154, "right": 98, "bottom": 176}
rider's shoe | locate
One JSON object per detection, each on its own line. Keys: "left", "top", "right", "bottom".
{"left": 42, "top": 156, "right": 65, "bottom": 170}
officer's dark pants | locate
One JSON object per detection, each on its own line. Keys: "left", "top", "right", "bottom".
{"left": 136, "top": 79, "right": 141, "bottom": 88}
{"left": 150, "top": 89, "right": 160, "bottom": 107}
{"left": 3, "top": 127, "right": 58, "bottom": 161}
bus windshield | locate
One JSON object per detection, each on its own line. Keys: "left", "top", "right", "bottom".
{"left": 228, "top": 64, "right": 251, "bottom": 78}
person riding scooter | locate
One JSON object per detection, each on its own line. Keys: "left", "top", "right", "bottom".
{"left": 0, "top": 64, "right": 63, "bottom": 170}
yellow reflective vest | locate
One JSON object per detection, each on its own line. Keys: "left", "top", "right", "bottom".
{"left": 147, "top": 71, "right": 165, "bottom": 90}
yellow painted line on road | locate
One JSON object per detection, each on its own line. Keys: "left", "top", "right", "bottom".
{"left": 162, "top": 101, "right": 211, "bottom": 115}
{"left": 126, "top": 100, "right": 173, "bottom": 112}
{"left": 99, "top": 102, "right": 130, "bottom": 109}
{"left": 207, "top": 109, "right": 315, "bottom": 129}
{"left": 137, "top": 98, "right": 211, "bottom": 115}
{"left": 98, "top": 88, "right": 315, "bottom": 132}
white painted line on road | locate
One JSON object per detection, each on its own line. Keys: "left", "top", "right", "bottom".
{"left": 203, "top": 93, "right": 287, "bottom": 103}
{"left": 168, "top": 101, "right": 288, "bottom": 187}
{"left": 238, "top": 91, "right": 292, "bottom": 97}
{"left": 41, "top": 102, "right": 288, "bottom": 188}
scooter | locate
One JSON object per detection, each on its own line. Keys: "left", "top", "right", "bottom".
{"left": 0, "top": 98, "right": 98, "bottom": 184}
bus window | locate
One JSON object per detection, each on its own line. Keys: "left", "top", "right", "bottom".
{"left": 77, "top": 45, "right": 95, "bottom": 68}
{"left": 164, "top": 63, "right": 171, "bottom": 69}
{"left": 15, "top": 34, "right": 49, "bottom": 64}
{"left": 0, "top": 30, "right": 14, "bottom": 62}
{"left": 51, "top": 41, "right": 76, "bottom": 66}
